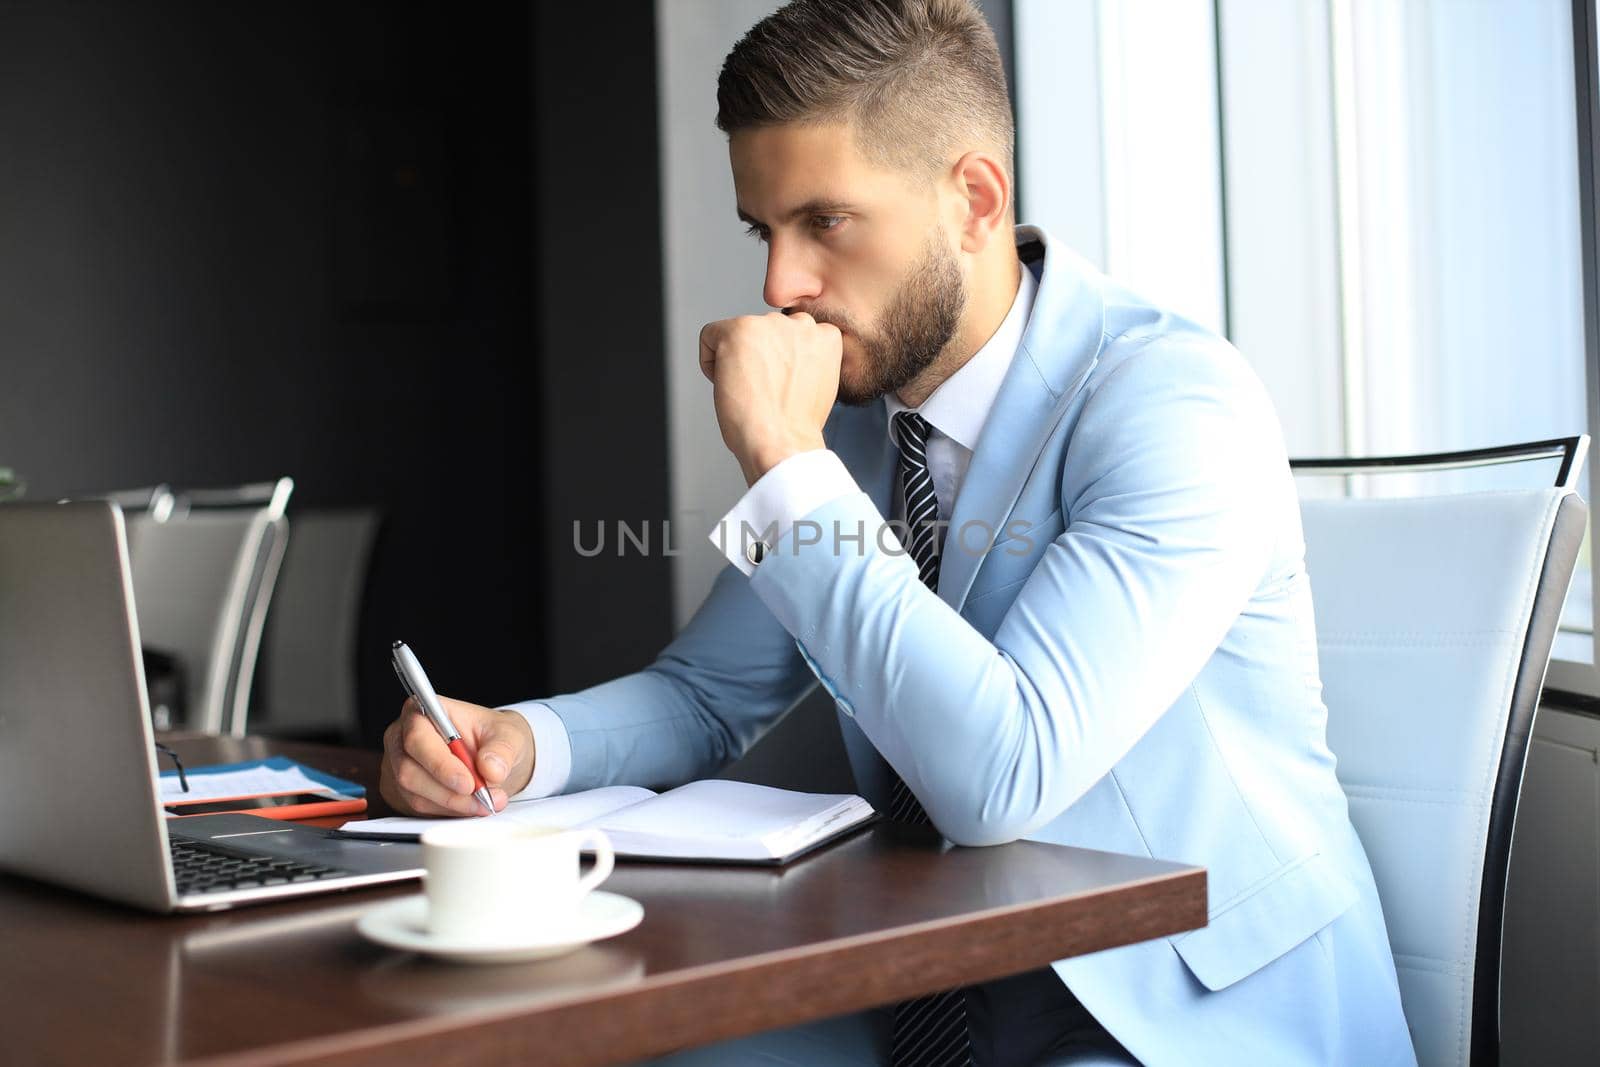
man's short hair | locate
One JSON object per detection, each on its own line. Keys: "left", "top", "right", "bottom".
{"left": 716, "top": 0, "right": 1014, "bottom": 184}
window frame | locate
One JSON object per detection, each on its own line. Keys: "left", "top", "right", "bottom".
{"left": 1543, "top": 0, "right": 1600, "bottom": 704}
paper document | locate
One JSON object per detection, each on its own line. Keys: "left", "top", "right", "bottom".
{"left": 158, "top": 756, "right": 363, "bottom": 801}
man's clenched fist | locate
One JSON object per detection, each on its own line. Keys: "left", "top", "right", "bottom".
{"left": 698, "top": 311, "right": 842, "bottom": 485}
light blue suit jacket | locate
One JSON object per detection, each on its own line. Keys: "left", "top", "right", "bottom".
{"left": 541, "top": 227, "right": 1416, "bottom": 1066}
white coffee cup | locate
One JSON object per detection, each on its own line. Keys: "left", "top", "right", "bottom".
{"left": 421, "top": 820, "right": 615, "bottom": 942}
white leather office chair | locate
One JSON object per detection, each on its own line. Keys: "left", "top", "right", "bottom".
{"left": 122, "top": 477, "right": 294, "bottom": 736}
{"left": 1293, "top": 437, "right": 1588, "bottom": 1067}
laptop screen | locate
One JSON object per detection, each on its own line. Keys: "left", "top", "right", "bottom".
{"left": 0, "top": 502, "right": 177, "bottom": 909}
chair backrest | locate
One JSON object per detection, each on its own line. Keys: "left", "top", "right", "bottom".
{"left": 217, "top": 510, "right": 290, "bottom": 736}
{"left": 168, "top": 478, "right": 291, "bottom": 516}
{"left": 121, "top": 478, "right": 293, "bottom": 735}
{"left": 93, "top": 483, "right": 176, "bottom": 519}
{"left": 249, "top": 509, "right": 379, "bottom": 739}
{"left": 1295, "top": 439, "right": 1587, "bottom": 1067}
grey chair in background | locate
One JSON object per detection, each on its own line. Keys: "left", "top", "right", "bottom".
{"left": 248, "top": 509, "right": 379, "bottom": 741}
{"left": 121, "top": 477, "right": 294, "bottom": 736}
{"left": 96, "top": 483, "right": 178, "bottom": 520}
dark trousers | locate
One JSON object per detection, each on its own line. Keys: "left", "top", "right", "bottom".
{"left": 965, "top": 966, "right": 1136, "bottom": 1066}
{"left": 637, "top": 965, "right": 1137, "bottom": 1066}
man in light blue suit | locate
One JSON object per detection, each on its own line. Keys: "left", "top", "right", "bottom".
{"left": 380, "top": 1, "right": 1415, "bottom": 1063}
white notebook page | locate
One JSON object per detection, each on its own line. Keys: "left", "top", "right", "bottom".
{"left": 586, "top": 780, "right": 854, "bottom": 840}
{"left": 346, "top": 785, "right": 654, "bottom": 837}
{"left": 341, "top": 780, "right": 873, "bottom": 862}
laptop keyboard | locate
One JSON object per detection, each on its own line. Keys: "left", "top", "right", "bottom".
{"left": 170, "top": 837, "right": 352, "bottom": 895}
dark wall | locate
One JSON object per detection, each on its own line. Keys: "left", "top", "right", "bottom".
{"left": 532, "top": 2, "right": 674, "bottom": 694}
{"left": 0, "top": 1, "right": 674, "bottom": 742}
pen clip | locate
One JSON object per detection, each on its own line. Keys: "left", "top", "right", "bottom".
{"left": 390, "top": 654, "right": 411, "bottom": 694}
{"left": 390, "top": 645, "right": 423, "bottom": 709}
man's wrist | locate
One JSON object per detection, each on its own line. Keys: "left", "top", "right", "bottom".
{"left": 504, "top": 709, "right": 536, "bottom": 794}
{"left": 501, "top": 701, "right": 573, "bottom": 798}
{"left": 742, "top": 433, "right": 828, "bottom": 486}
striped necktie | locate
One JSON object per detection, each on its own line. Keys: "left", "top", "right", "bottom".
{"left": 893, "top": 410, "right": 943, "bottom": 591}
{"left": 886, "top": 409, "right": 974, "bottom": 1067}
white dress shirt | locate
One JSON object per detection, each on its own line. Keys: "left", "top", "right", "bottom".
{"left": 506, "top": 262, "right": 1037, "bottom": 800}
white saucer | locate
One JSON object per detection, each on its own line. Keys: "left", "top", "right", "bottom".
{"left": 357, "top": 891, "right": 644, "bottom": 964}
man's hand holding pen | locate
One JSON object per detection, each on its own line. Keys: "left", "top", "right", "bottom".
{"left": 380, "top": 695, "right": 535, "bottom": 817}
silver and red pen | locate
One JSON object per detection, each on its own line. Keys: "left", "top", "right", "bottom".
{"left": 390, "top": 640, "right": 496, "bottom": 816}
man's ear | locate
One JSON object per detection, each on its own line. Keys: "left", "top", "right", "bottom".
{"left": 949, "top": 149, "right": 1011, "bottom": 254}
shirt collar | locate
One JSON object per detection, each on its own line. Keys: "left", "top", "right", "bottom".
{"left": 884, "top": 261, "right": 1037, "bottom": 452}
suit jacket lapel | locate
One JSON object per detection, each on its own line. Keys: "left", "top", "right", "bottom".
{"left": 939, "top": 228, "right": 1109, "bottom": 610}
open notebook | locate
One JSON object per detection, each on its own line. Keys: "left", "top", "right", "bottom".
{"left": 337, "top": 780, "right": 877, "bottom": 866}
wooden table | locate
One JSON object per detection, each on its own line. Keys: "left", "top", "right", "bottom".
{"left": 2, "top": 737, "right": 1206, "bottom": 1067}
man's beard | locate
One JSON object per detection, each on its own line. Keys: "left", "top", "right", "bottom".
{"left": 809, "top": 235, "right": 966, "bottom": 407}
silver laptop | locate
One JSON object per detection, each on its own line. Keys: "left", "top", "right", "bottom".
{"left": 0, "top": 501, "right": 423, "bottom": 912}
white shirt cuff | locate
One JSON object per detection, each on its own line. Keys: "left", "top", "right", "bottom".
{"left": 499, "top": 701, "right": 572, "bottom": 799}
{"left": 709, "top": 449, "right": 858, "bottom": 575}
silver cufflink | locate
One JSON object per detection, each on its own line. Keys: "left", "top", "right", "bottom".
{"left": 746, "top": 541, "right": 768, "bottom": 566}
